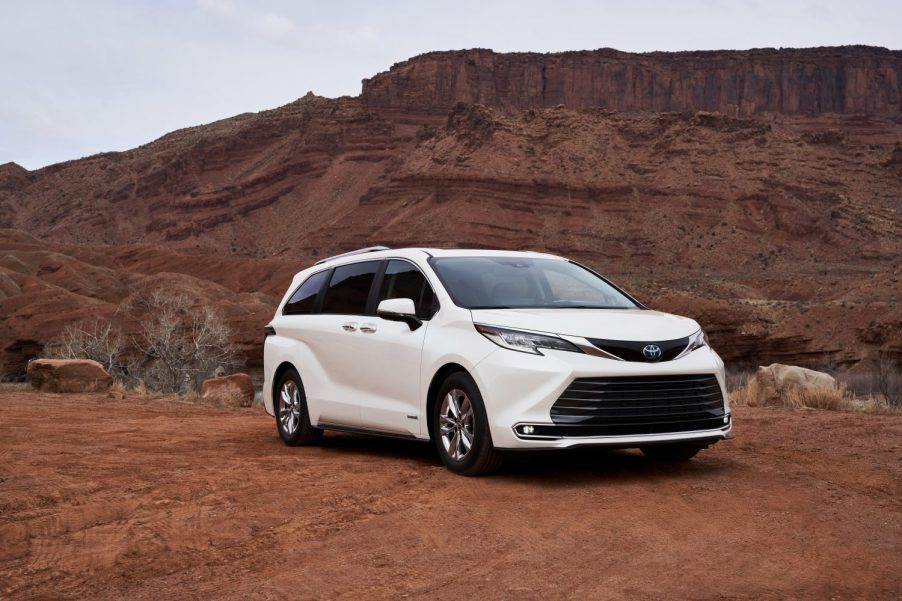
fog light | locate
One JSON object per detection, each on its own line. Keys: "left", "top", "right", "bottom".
{"left": 724, "top": 415, "right": 730, "bottom": 424}
{"left": 522, "top": 425, "right": 535, "bottom": 435}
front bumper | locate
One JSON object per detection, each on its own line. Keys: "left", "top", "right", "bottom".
{"left": 471, "top": 345, "right": 732, "bottom": 450}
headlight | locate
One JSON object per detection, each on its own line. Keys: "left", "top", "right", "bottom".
{"left": 685, "top": 329, "right": 708, "bottom": 353}
{"left": 475, "top": 324, "right": 583, "bottom": 355}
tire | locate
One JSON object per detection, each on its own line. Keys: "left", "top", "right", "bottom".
{"left": 431, "top": 372, "right": 503, "bottom": 476}
{"left": 640, "top": 443, "right": 703, "bottom": 462}
{"left": 274, "top": 367, "right": 322, "bottom": 446}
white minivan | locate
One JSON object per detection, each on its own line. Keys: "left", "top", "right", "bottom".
{"left": 263, "top": 247, "right": 731, "bottom": 475}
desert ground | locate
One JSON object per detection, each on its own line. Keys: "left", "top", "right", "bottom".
{"left": 1, "top": 385, "right": 899, "bottom": 600}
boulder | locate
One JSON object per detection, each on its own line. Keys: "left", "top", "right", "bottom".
{"left": 751, "top": 364, "right": 836, "bottom": 406}
{"left": 201, "top": 373, "right": 255, "bottom": 407}
{"left": 27, "top": 359, "right": 113, "bottom": 393}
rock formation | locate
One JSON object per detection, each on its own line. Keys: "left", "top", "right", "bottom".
{"left": 362, "top": 46, "right": 902, "bottom": 116}
{"left": 750, "top": 363, "right": 838, "bottom": 406}
{"left": 202, "top": 373, "right": 256, "bottom": 407}
{"left": 1, "top": 46, "right": 900, "bottom": 378}
{"left": 27, "top": 358, "right": 113, "bottom": 393}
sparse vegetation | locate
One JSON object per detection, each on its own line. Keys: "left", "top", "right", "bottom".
{"left": 729, "top": 366, "right": 901, "bottom": 413}
{"left": 43, "top": 289, "right": 241, "bottom": 394}
{"left": 129, "top": 290, "right": 240, "bottom": 393}
{"left": 728, "top": 373, "right": 850, "bottom": 410}
{"left": 44, "top": 317, "right": 127, "bottom": 378}
{"left": 874, "top": 352, "right": 902, "bottom": 408}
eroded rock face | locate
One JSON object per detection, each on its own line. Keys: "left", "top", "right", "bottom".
{"left": 0, "top": 162, "right": 30, "bottom": 191}
{"left": 362, "top": 47, "right": 902, "bottom": 116}
{"left": 27, "top": 359, "right": 113, "bottom": 393}
{"left": 751, "top": 364, "right": 836, "bottom": 406}
{"left": 1, "top": 48, "right": 900, "bottom": 373}
{"left": 201, "top": 373, "right": 255, "bottom": 407}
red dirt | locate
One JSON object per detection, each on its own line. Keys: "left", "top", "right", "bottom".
{"left": 1, "top": 386, "right": 900, "bottom": 600}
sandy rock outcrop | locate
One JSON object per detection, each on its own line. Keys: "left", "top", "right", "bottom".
{"left": 751, "top": 364, "right": 837, "bottom": 406}
{"left": 362, "top": 47, "right": 902, "bottom": 116}
{"left": 27, "top": 359, "right": 113, "bottom": 393}
{"left": 201, "top": 373, "right": 255, "bottom": 407}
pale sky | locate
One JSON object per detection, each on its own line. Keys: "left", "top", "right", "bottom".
{"left": 1, "top": 0, "right": 899, "bottom": 169}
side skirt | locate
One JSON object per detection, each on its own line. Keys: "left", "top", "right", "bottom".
{"left": 317, "top": 421, "right": 428, "bottom": 442}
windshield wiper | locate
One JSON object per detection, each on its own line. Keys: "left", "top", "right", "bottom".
{"left": 550, "top": 305, "right": 621, "bottom": 309}
{"left": 468, "top": 304, "right": 627, "bottom": 310}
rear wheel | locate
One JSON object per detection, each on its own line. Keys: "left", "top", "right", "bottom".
{"left": 640, "top": 443, "right": 703, "bottom": 462}
{"left": 275, "top": 367, "right": 322, "bottom": 446}
{"left": 432, "top": 372, "right": 503, "bottom": 476}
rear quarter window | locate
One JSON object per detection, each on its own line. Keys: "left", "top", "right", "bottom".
{"left": 283, "top": 270, "right": 329, "bottom": 315}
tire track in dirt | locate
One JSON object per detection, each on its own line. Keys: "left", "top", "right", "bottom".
{"left": 1, "top": 388, "right": 900, "bottom": 600}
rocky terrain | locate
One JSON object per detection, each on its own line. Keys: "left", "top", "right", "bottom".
{"left": 1, "top": 46, "right": 900, "bottom": 377}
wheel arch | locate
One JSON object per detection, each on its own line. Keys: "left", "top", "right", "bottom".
{"left": 426, "top": 362, "right": 469, "bottom": 441}
{"left": 272, "top": 361, "right": 298, "bottom": 402}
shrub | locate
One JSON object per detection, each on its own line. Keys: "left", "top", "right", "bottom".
{"left": 130, "top": 290, "right": 240, "bottom": 393}
{"left": 43, "top": 317, "right": 126, "bottom": 378}
{"left": 43, "top": 289, "right": 241, "bottom": 394}
{"left": 729, "top": 372, "right": 849, "bottom": 410}
{"left": 874, "top": 352, "right": 902, "bottom": 409}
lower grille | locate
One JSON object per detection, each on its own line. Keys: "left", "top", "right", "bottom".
{"left": 550, "top": 374, "right": 726, "bottom": 436}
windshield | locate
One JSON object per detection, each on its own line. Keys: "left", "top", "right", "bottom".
{"left": 430, "top": 257, "right": 640, "bottom": 310}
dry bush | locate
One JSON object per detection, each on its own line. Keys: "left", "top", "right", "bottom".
{"left": 874, "top": 352, "right": 902, "bottom": 408}
{"left": 130, "top": 290, "right": 241, "bottom": 393}
{"left": 43, "top": 289, "right": 241, "bottom": 394}
{"left": 782, "top": 383, "right": 849, "bottom": 411}
{"left": 727, "top": 372, "right": 757, "bottom": 407}
{"left": 43, "top": 317, "right": 126, "bottom": 378}
{"left": 729, "top": 373, "right": 849, "bottom": 410}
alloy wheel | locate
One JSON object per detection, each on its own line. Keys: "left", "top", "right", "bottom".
{"left": 439, "top": 388, "right": 475, "bottom": 461}
{"left": 279, "top": 380, "right": 301, "bottom": 436}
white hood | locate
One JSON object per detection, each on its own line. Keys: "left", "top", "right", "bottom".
{"left": 469, "top": 308, "right": 700, "bottom": 342}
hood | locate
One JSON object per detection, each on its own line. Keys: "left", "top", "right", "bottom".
{"left": 469, "top": 308, "right": 700, "bottom": 342}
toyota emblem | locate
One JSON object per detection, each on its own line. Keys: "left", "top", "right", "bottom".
{"left": 642, "top": 344, "right": 663, "bottom": 361}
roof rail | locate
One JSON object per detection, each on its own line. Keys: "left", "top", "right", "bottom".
{"left": 314, "top": 246, "right": 390, "bottom": 265}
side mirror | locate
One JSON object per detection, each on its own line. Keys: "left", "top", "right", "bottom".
{"left": 377, "top": 298, "right": 422, "bottom": 331}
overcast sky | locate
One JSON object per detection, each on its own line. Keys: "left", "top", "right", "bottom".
{"left": 1, "top": 0, "right": 899, "bottom": 170}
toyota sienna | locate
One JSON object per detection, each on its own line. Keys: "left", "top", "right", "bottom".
{"left": 263, "top": 247, "right": 731, "bottom": 475}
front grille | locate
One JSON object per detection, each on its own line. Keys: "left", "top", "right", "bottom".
{"left": 549, "top": 374, "right": 726, "bottom": 436}
{"left": 587, "top": 336, "right": 689, "bottom": 362}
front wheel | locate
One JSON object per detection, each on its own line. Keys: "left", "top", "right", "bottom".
{"left": 432, "top": 372, "right": 503, "bottom": 476}
{"left": 640, "top": 443, "right": 703, "bottom": 462}
{"left": 275, "top": 367, "right": 322, "bottom": 446}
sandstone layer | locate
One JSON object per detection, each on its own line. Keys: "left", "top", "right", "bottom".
{"left": 1, "top": 47, "right": 900, "bottom": 377}
{"left": 362, "top": 47, "right": 902, "bottom": 117}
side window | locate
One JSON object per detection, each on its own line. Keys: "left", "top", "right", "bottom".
{"left": 378, "top": 260, "right": 438, "bottom": 319}
{"left": 321, "top": 261, "right": 380, "bottom": 315}
{"left": 284, "top": 270, "right": 329, "bottom": 315}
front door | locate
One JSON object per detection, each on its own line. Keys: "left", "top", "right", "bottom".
{"left": 355, "top": 259, "right": 437, "bottom": 436}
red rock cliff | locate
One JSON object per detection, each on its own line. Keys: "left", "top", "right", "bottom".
{"left": 362, "top": 46, "right": 902, "bottom": 116}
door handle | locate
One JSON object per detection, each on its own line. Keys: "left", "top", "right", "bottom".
{"left": 359, "top": 323, "right": 377, "bottom": 334}
{"left": 342, "top": 322, "right": 358, "bottom": 332}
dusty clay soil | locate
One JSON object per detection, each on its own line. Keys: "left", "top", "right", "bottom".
{"left": 1, "top": 387, "right": 900, "bottom": 600}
